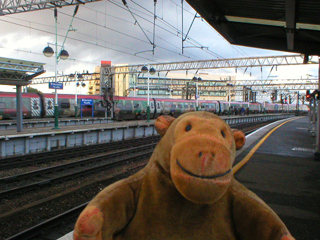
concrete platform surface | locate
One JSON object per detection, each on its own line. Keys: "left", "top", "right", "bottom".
{"left": 235, "top": 116, "right": 320, "bottom": 240}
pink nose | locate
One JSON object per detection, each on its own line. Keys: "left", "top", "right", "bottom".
{"left": 199, "top": 152, "right": 215, "bottom": 173}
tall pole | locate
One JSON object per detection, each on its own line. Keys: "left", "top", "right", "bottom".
{"left": 147, "top": 65, "right": 150, "bottom": 122}
{"left": 229, "top": 87, "right": 231, "bottom": 116}
{"left": 53, "top": 8, "right": 59, "bottom": 129}
{"left": 196, "top": 80, "right": 199, "bottom": 110}
{"left": 315, "top": 57, "right": 320, "bottom": 160}
{"left": 16, "top": 85, "right": 23, "bottom": 132}
{"left": 75, "top": 73, "right": 78, "bottom": 118}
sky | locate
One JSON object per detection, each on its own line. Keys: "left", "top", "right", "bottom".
{"left": 0, "top": 0, "right": 318, "bottom": 95}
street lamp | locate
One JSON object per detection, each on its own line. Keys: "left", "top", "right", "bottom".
{"left": 69, "top": 73, "right": 84, "bottom": 118}
{"left": 141, "top": 65, "right": 156, "bottom": 122}
{"left": 43, "top": 5, "right": 78, "bottom": 128}
{"left": 43, "top": 8, "right": 70, "bottom": 129}
{"left": 193, "top": 76, "right": 202, "bottom": 111}
{"left": 226, "top": 83, "right": 234, "bottom": 116}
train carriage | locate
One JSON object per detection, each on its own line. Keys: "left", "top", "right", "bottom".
{"left": 198, "top": 100, "right": 219, "bottom": 114}
{"left": 0, "top": 91, "right": 309, "bottom": 121}
{"left": 0, "top": 92, "right": 42, "bottom": 119}
{"left": 249, "top": 102, "right": 262, "bottom": 114}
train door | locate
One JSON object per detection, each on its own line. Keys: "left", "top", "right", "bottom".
{"left": 190, "top": 103, "right": 195, "bottom": 112}
{"left": 177, "top": 103, "right": 183, "bottom": 116}
{"left": 149, "top": 100, "right": 155, "bottom": 117}
{"left": 150, "top": 99, "right": 158, "bottom": 119}
{"left": 30, "top": 98, "right": 41, "bottom": 117}
{"left": 155, "top": 100, "right": 164, "bottom": 116}
{"left": 45, "top": 98, "right": 54, "bottom": 117}
{"left": 114, "top": 100, "right": 124, "bottom": 120}
{"left": 163, "top": 101, "right": 171, "bottom": 115}
{"left": 93, "top": 100, "right": 105, "bottom": 117}
{"left": 133, "top": 100, "right": 142, "bottom": 119}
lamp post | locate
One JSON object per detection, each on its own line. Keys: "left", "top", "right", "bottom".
{"left": 192, "top": 76, "right": 202, "bottom": 111}
{"left": 69, "top": 73, "right": 82, "bottom": 118}
{"left": 141, "top": 65, "right": 156, "bottom": 122}
{"left": 226, "top": 83, "right": 234, "bottom": 116}
{"left": 43, "top": 8, "right": 69, "bottom": 129}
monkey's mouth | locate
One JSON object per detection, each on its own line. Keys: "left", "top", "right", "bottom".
{"left": 176, "top": 159, "right": 231, "bottom": 179}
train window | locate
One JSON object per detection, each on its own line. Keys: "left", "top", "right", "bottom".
{"left": 0, "top": 102, "right": 5, "bottom": 109}
{"left": 171, "top": 104, "right": 176, "bottom": 109}
{"left": 134, "top": 104, "right": 139, "bottom": 108}
{"left": 150, "top": 102, "right": 154, "bottom": 108}
{"left": 184, "top": 104, "right": 189, "bottom": 108}
{"left": 47, "top": 100, "right": 53, "bottom": 109}
{"left": 157, "top": 102, "right": 161, "bottom": 109}
{"left": 178, "top": 104, "right": 182, "bottom": 108}
{"left": 61, "top": 103, "right": 70, "bottom": 109}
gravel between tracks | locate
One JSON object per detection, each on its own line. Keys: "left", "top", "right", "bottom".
{"left": 0, "top": 120, "right": 277, "bottom": 239}
{"left": 0, "top": 156, "right": 149, "bottom": 240}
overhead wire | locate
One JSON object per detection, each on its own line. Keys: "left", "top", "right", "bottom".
{"left": 0, "top": 18, "right": 157, "bottom": 62}
{"left": 107, "top": 0, "right": 223, "bottom": 59}
{"left": 0, "top": 0, "right": 245, "bottom": 75}
{"left": 105, "top": 0, "right": 202, "bottom": 60}
{"left": 56, "top": 8, "right": 200, "bottom": 60}
{"left": 169, "top": 0, "right": 249, "bottom": 58}
{"left": 1, "top": 10, "right": 196, "bottom": 63}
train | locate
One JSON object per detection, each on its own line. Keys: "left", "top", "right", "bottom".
{"left": 0, "top": 91, "right": 309, "bottom": 120}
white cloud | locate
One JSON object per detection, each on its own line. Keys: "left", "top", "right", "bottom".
{"left": 0, "top": 0, "right": 318, "bottom": 94}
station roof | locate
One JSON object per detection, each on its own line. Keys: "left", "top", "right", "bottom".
{"left": 186, "top": 0, "right": 320, "bottom": 56}
{"left": 0, "top": 57, "right": 45, "bottom": 86}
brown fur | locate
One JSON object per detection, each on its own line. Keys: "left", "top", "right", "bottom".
{"left": 74, "top": 111, "right": 294, "bottom": 240}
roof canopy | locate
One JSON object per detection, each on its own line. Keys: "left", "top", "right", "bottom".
{"left": 186, "top": 0, "right": 320, "bottom": 56}
{"left": 0, "top": 57, "right": 45, "bottom": 86}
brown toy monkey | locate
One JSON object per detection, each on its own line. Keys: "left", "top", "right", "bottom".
{"left": 74, "top": 111, "right": 294, "bottom": 240}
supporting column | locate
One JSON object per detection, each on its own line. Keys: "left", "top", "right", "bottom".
{"left": 16, "top": 85, "right": 23, "bottom": 132}
{"left": 1, "top": 140, "right": 5, "bottom": 158}
{"left": 314, "top": 57, "right": 320, "bottom": 160}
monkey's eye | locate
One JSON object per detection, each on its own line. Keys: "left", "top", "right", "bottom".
{"left": 185, "top": 124, "right": 192, "bottom": 132}
{"left": 221, "top": 130, "right": 226, "bottom": 138}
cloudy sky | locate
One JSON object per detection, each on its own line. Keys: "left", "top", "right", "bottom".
{"left": 0, "top": 0, "right": 318, "bottom": 93}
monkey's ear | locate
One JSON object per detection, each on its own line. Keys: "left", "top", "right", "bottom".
{"left": 232, "top": 129, "right": 246, "bottom": 150}
{"left": 155, "top": 115, "right": 176, "bottom": 137}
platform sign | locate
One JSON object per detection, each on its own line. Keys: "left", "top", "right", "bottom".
{"left": 80, "top": 98, "right": 94, "bottom": 118}
{"left": 81, "top": 99, "right": 93, "bottom": 105}
{"left": 49, "top": 82, "right": 63, "bottom": 90}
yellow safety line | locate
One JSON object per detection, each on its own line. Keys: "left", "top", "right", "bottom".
{"left": 233, "top": 117, "right": 303, "bottom": 174}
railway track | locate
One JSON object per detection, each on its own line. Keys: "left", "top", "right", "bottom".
{"left": 0, "top": 120, "right": 278, "bottom": 240}
{"left": 0, "top": 144, "right": 155, "bottom": 199}
{"left": 0, "top": 135, "right": 160, "bottom": 170}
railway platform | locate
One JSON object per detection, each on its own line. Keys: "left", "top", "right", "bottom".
{"left": 234, "top": 116, "right": 320, "bottom": 240}
{"left": 0, "top": 113, "right": 294, "bottom": 158}
{"left": 0, "top": 117, "right": 114, "bottom": 130}
{"left": 57, "top": 116, "right": 319, "bottom": 240}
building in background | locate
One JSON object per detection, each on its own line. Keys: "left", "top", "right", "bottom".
{"left": 88, "top": 63, "right": 236, "bottom": 102}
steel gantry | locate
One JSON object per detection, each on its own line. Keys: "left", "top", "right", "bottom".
{"left": 31, "top": 72, "right": 99, "bottom": 84}
{"left": 101, "top": 54, "right": 318, "bottom": 74}
{"left": 0, "top": 0, "right": 102, "bottom": 15}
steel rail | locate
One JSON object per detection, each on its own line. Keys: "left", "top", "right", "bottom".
{"left": 4, "top": 164, "right": 145, "bottom": 240}
{"left": 3, "top": 122, "right": 274, "bottom": 239}
{"left": 0, "top": 136, "right": 160, "bottom": 169}
{"left": 0, "top": 146, "right": 154, "bottom": 199}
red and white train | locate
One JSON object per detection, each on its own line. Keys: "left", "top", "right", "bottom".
{"left": 0, "top": 92, "right": 308, "bottom": 120}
